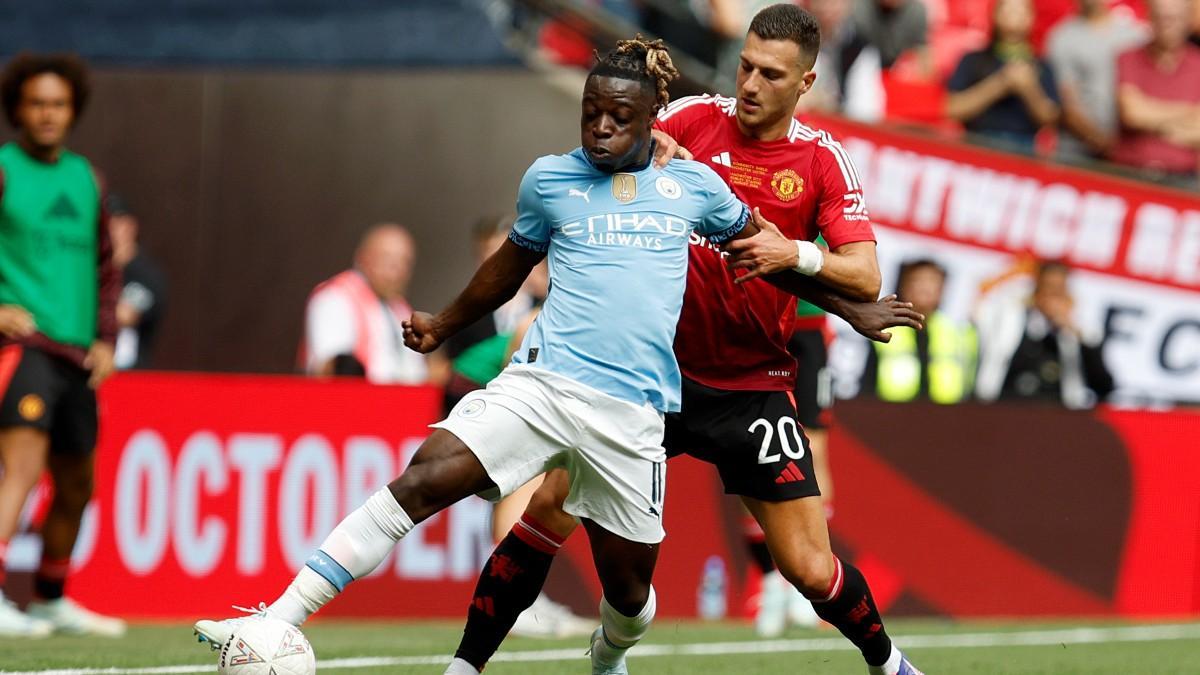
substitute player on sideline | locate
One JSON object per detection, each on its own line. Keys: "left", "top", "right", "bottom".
{"left": 443, "top": 7, "right": 925, "bottom": 675}
{"left": 0, "top": 53, "right": 126, "bottom": 637}
{"left": 195, "top": 38, "right": 869, "bottom": 673}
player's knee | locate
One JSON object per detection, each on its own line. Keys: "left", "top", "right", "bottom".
{"left": 387, "top": 465, "right": 445, "bottom": 524}
{"left": 604, "top": 581, "right": 652, "bottom": 618}
{"left": 53, "top": 472, "right": 94, "bottom": 514}
{"left": 777, "top": 551, "right": 835, "bottom": 598}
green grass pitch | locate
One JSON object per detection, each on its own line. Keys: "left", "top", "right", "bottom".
{"left": 2, "top": 619, "right": 1199, "bottom": 673}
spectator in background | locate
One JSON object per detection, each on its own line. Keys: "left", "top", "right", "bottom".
{"left": 860, "top": 259, "right": 976, "bottom": 404}
{"left": 976, "top": 261, "right": 1114, "bottom": 408}
{"left": 854, "top": 0, "right": 930, "bottom": 72}
{"left": 0, "top": 52, "right": 126, "bottom": 637}
{"left": 1046, "top": 0, "right": 1147, "bottom": 162}
{"left": 797, "top": 0, "right": 887, "bottom": 121}
{"left": 945, "top": 0, "right": 1061, "bottom": 154}
{"left": 300, "top": 223, "right": 428, "bottom": 384}
{"left": 1114, "top": 0, "right": 1200, "bottom": 190}
{"left": 645, "top": 0, "right": 748, "bottom": 70}
{"left": 107, "top": 195, "right": 167, "bottom": 370}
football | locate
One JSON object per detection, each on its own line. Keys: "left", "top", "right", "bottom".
{"left": 217, "top": 617, "right": 317, "bottom": 675}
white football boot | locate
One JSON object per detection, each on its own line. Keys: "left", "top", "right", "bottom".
{"left": 587, "top": 626, "right": 629, "bottom": 675}
{"left": 754, "top": 571, "right": 789, "bottom": 638}
{"left": 511, "top": 593, "right": 595, "bottom": 638}
{"left": 26, "top": 597, "right": 126, "bottom": 637}
{"left": 193, "top": 603, "right": 272, "bottom": 650}
{"left": 0, "top": 595, "right": 52, "bottom": 638}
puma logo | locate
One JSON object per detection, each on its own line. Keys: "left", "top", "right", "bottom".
{"left": 569, "top": 184, "right": 594, "bottom": 203}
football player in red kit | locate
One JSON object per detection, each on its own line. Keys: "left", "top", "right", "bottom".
{"left": 444, "top": 6, "right": 924, "bottom": 675}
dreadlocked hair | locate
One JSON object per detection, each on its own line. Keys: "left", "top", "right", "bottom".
{"left": 589, "top": 36, "right": 679, "bottom": 109}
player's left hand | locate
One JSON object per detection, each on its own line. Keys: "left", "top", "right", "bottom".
{"left": 844, "top": 295, "right": 925, "bottom": 343}
{"left": 85, "top": 341, "right": 116, "bottom": 389}
{"left": 725, "top": 208, "right": 812, "bottom": 283}
{"left": 651, "top": 129, "right": 692, "bottom": 169}
{"left": 403, "top": 311, "right": 444, "bottom": 353}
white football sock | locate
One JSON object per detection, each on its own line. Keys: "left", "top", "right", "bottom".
{"left": 443, "top": 657, "right": 481, "bottom": 675}
{"left": 268, "top": 487, "right": 414, "bottom": 625}
{"left": 867, "top": 644, "right": 903, "bottom": 675}
{"left": 593, "top": 586, "right": 656, "bottom": 665}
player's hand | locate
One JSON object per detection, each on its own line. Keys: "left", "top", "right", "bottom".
{"left": 651, "top": 129, "right": 692, "bottom": 169}
{"left": 403, "top": 311, "right": 444, "bottom": 353}
{"left": 0, "top": 304, "right": 36, "bottom": 338}
{"left": 844, "top": 295, "right": 925, "bottom": 343}
{"left": 84, "top": 341, "right": 116, "bottom": 389}
{"left": 725, "top": 208, "right": 808, "bottom": 283}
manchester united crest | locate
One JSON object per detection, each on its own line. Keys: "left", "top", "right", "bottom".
{"left": 18, "top": 394, "right": 44, "bottom": 421}
{"left": 771, "top": 169, "right": 803, "bottom": 202}
{"left": 612, "top": 173, "right": 637, "bottom": 203}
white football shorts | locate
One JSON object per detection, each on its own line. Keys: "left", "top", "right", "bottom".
{"left": 431, "top": 365, "right": 667, "bottom": 544}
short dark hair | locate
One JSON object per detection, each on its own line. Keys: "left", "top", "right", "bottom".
{"left": 1035, "top": 260, "right": 1071, "bottom": 286}
{"left": 899, "top": 258, "right": 947, "bottom": 280}
{"left": 1, "top": 52, "right": 91, "bottom": 129}
{"left": 748, "top": 4, "right": 822, "bottom": 70}
{"left": 589, "top": 36, "right": 679, "bottom": 109}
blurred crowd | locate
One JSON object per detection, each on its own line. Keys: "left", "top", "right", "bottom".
{"left": 295, "top": 217, "right": 1116, "bottom": 410}
{"left": 535, "top": 0, "right": 1200, "bottom": 190}
{"left": 858, "top": 257, "right": 1115, "bottom": 409}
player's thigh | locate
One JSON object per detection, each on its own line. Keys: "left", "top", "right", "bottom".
{"left": 741, "top": 494, "right": 834, "bottom": 594}
{"left": 430, "top": 367, "right": 577, "bottom": 506}
{"left": 580, "top": 518, "right": 659, "bottom": 615}
{"left": 564, "top": 395, "right": 666, "bottom": 547}
{"left": 523, "top": 468, "right": 578, "bottom": 539}
{"left": 683, "top": 382, "right": 821, "bottom": 502}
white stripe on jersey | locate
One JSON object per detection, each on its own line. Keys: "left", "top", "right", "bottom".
{"left": 792, "top": 123, "right": 861, "bottom": 192}
{"left": 657, "top": 94, "right": 737, "bottom": 121}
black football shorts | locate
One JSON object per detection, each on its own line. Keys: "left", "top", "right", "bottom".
{"left": 0, "top": 345, "right": 97, "bottom": 455}
{"left": 664, "top": 376, "right": 820, "bottom": 502}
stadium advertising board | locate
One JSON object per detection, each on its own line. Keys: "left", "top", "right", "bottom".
{"left": 37, "top": 374, "right": 737, "bottom": 619}
{"left": 808, "top": 115, "right": 1200, "bottom": 404}
{"left": 10, "top": 375, "right": 1196, "bottom": 620}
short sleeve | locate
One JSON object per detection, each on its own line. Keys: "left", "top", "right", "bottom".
{"left": 1045, "top": 26, "right": 1074, "bottom": 89}
{"left": 813, "top": 144, "right": 875, "bottom": 250}
{"left": 1116, "top": 50, "right": 1135, "bottom": 88}
{"left": 509, "top": 161, "right": 550, "bottom": 253}
{"left": 305, "top": 288, "right": 357, "bottom": 372}
{"left": 947, "top": 52, "right": 980, "bottom": 92}
{"left": 695, "top": 166, "right": 749, "bottom": 244}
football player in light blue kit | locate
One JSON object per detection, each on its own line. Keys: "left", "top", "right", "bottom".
{"left": 195, "top": 38, "right": 782, "bottom": 674}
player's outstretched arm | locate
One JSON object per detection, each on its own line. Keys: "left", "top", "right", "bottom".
{"left": 725, "top": 208, "right": 881, "bottom": 301}
{"left": 719, "top": 215, "right": 921, "bottom": 342}
{"left": 403, "top": 240, "right": 544, "bottom": 353}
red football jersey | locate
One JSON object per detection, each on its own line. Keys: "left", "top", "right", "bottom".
{"left": 655, "top": 95, "right": 875, "bottom": 391}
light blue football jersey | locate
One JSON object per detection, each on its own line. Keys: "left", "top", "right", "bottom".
{"left": 509, "top": 147, "right": 748, "bottom": 412}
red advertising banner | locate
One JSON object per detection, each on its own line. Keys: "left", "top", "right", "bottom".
{"left": 808, "top": 114, "right": 1200, "bottom": 291}
{"left": 803, "top": 115, "right": 1200, "bottom": 404}
{"left": 27, "top": 374, "right": 1200, "bottom": 620}
{"left": 55, "top": 373, "right": 736, "bottom": 620}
